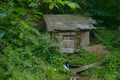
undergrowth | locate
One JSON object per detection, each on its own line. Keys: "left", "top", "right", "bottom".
{"left": 95, "top": 29, "right": 120, "bottom": 50}
{"left": 0, "top": 27, "right": 74, "bottom": 80}
{"left": 67, "top": 29, "right": 120, "bottom": 80}
{"left": 68, "top": 49, "right": 100, "bottom": 66}
{"left": 80, "top": 29, "right": 120, "bottom": 80}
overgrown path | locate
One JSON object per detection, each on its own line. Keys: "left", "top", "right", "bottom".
{"left": 69, "top": 44, "right": 110, "bottom": 80}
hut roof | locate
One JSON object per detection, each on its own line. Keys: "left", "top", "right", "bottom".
{"left": 43, "top": 14, "right": 96, "bottom": 31}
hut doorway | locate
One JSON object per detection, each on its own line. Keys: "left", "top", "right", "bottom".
{"left": 61, "top": 35, "right": 75, "bottom": 53}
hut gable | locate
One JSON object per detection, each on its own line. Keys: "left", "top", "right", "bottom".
{"left": 43, "top": 14, "right": 96, "bottom": 32}
{"left": 43, "top": 14, "right": 96, "bottom": 53}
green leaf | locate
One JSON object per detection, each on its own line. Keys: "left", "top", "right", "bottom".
{"left": 33, "top": 11, "right": 43, "bottom": 15}
{"left": 54, "top": 4, "right": 59, "bottom": 9}
{"left": 49, "top": 3, "right": 55, "bottom": 9}
{"left": 29, "top": 2, "right": 37, "bottom": 8}
{"left": 15, "top": 7, "right": 28, "bottom": 14}
{"left": 18, "top": 19, "right": 31, "bottom": 29}
{"left": 0, "top": 32, "right": 5, "bottom": 39}
{"left": 67, "top": 2, "right": 80, "bottom": 9}
{"left": 57, "top": 0, "right": 64, "bottom": 5}
{"left": 32, "top": 28, "right": 41, "bottom": 36}
{"left": 27, "top": 0, "right": 32, "bottom": 3}
{"left": 28, "top": 35, "right": 39, "bottom": 46}
{"left": 19, "top": 33, "right": 24, "bottom": 39}
{"left": 0, "top": 12, "right": 7, "bottom": 18}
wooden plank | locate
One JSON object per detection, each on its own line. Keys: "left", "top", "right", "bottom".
{"left": 70, "top": 60, "right": 103, "bottom": 73}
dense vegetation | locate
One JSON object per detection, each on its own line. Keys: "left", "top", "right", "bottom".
{"left": 0, "top": 0, "right": 120, "bottom": 80}
{"left": 80, "top": 29, "right": 120, "bottom": 80}
{"left": 0, "top": 0, "right": 77, "bottom": 79}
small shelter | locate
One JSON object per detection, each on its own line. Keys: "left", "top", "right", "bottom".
{"left": 43, "top": 14, "right": 96, "bottom": 53}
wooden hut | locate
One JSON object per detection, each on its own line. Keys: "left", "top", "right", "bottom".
{"left": 43, "top": 14, "right": 96, "bottom": 53}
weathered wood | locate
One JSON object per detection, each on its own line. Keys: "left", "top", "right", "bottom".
{"left": 70, "top": 60, "right": 103, "bottom": 73}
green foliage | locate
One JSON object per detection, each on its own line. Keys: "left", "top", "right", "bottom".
{"left": 77, "top": 51, "right": 120, "bottom": 80}
{"left": 105, "top": 51, "right": 120, "bottom": 73}
{"left": 78, "top": 29, "right": 118, "bottom": 79}
{"left": 0, "top": 32, "right": 5, "bottom": 39}
{"left": 95, "top": 29, "right": 120, "bottom": 50}
{"left": 81, "top": 29, "right": 120, "bottom": 80}
{"left": 90, "top": 51, "right": 120, "bottom": 80}
{"left": 69, "top": 0, "right": 120, "bottom": 29}
{"left": 1, "top": 0, "right": 120, "bottom": 79}
{"left": 0, "top": 0, "right": 80, "bottom": 79}
{"left": 67, "top": 49, "right": 101, "bottom": 79}
{"left": 42, "top": 0, "right": 80, "bottom": 10}
{"left": 68, "top": 49, "right": 100, "bottom": 65}
{"left": 0, "top": 26, "right": 72, "bottom": 80}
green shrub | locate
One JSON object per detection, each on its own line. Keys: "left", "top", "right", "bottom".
{"left": 95, "top": 29, "right": 120, "bottom": 50}
{"left": 0, "top": 27, "right": 71, "bottom": 80}
{"left": 104, "top": 51, "right": 120, "bottom": 73}
{"left": 68, "top": 49, "right": 100, "bottom": 65}
{"left": 85, "top": 51, "right": 120, "bottom": 80}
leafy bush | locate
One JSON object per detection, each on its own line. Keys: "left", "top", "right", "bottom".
{"left": 0, "top": 26, "right": 72, "bottom": 80}
{"left": 68, "top": 49, "right": 100, "bottom": 65}
{"left": 95, "top": 29, "right": 120, "bottom": 50}
{"left": 104, "top": 51, "right": 120, "bottom": 78}
{"left": 83, "top": 51, "right": 120, "bottom": 80}
{"left": 78, "top": 29, "right": 120, "bottom": 80}
{"left": 0, "top": 0, "right": 80, "bottom": 79}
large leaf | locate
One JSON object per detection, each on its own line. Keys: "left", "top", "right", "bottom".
{"left": 29, "top": 2, "right": 37, "bottom": 8}
{"left": 31, "top": 28, "right": 41, "bottom": 36}
{"left": 33, "top": 11, "right": 43, "bottom": 15}
{"left": 49, "top": 3, "right": 55, "bottom": 9}
{"left": 0, "top": 32, "right": 5, "bottom": 39}
{"left": 66, "top": 2, "right": 80, "bottom": 9}
{"left": 0, "top": 12, "right": 7, "bottom": 18}
{"left": 18, "top": 19, "right": 31, "bottom": 29}
{"left": 68, "top": 2, "right": 80, "bottom": 9}
{"left": 57, "top": 0, "right": 64, "bottom": 5}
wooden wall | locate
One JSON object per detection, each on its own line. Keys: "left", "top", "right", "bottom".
{"left": 51, "top": 31, "right": 90, "bottom": 53}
